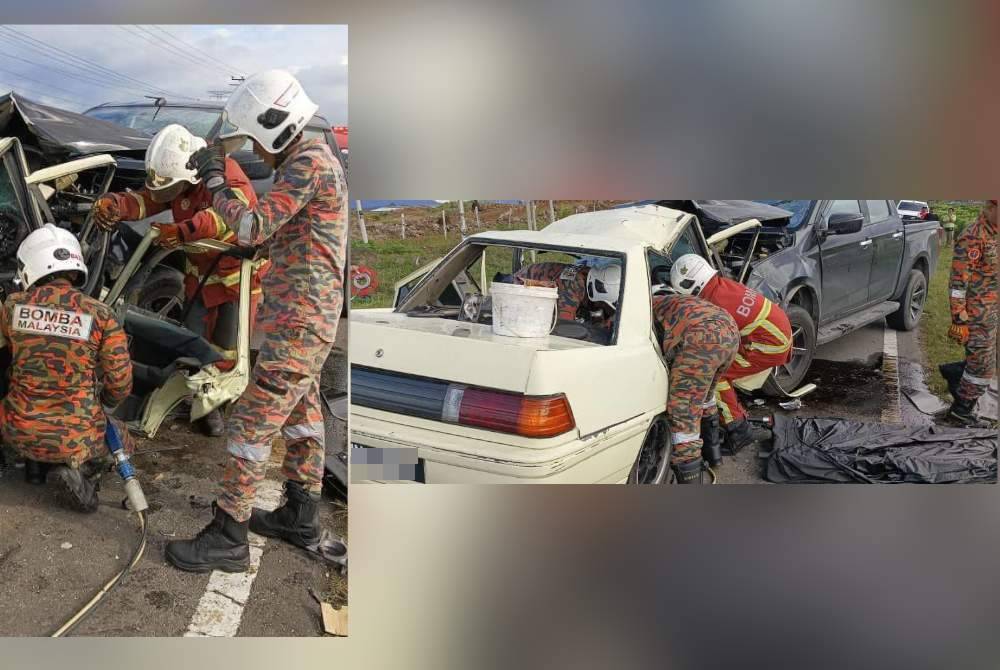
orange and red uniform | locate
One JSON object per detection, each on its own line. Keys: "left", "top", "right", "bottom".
{"left": 699, "top": 274, "right": 792, "bottom": 423}
{"left": 109, "top": 158, "right": 263, "bottom": 366}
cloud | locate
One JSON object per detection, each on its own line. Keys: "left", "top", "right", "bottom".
{"left": 1, "top": 24, "right": 348, "bottom": 123}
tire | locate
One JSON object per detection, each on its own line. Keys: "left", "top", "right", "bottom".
{"left": 886, "top": 269, "right": 927, "bottom": 331}
{"left": 628, "top": 416, "right": 673, "bottom": 484}
{"left": 762, "top": 304, "right": 816, "bottom": 396}
{"left": 135, "top": 266, "right": 185, "bottom": 322}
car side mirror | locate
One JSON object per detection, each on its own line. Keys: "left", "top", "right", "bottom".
{"left": 826, "top": 212, "right": 864, "bottom": 235}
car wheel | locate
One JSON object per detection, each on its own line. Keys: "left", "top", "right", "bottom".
{"left": 136, "top": 266, "right": 185, "bottom": 322}
{"left": 628, "top": 416, "right": 673, "bottom": 484}
{"left": 763, "top": 304, "right": 816, "bottom": 396}
{"left": 886, "top": 269, "right": 927, "bottom": 331}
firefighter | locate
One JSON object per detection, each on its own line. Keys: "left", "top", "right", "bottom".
{"left": 91, "top": 123, "right": 260, "bottom": 437}
{"left": 165, "top": 70, "right": 347, "bottom": 573}
{"left": 515, "top": 259, "right": 619, "bottom": 331}
{"left": 671, "top": 254, "right": 792, "bottom": 453}
{"left": 652, "top": 293, "right": 740, "bottom": 483}
{"left": 0, "top": 224, "right": 133, "bottom": 511}
{"left": 942, "top": 199, "right": 997, "bottom": 426}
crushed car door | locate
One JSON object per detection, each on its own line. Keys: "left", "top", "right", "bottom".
{"left": 0, "top": 138, "right": 43, "bottom": 292}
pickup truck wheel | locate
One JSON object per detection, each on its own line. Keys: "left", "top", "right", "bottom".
{"left": 135, "top": 266, "right": 186, "bottom": 322}
{"left": 762, "top": 304, "right": 816, "bottom": 396}
{"left": 886, "top": 269, "right": 927, "bottom": 331}
{"left": 628, "top": 416, "right": 672, "bottom": 484}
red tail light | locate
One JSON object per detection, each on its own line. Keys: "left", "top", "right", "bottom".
{"left": 442, "top": 386, "right": 575, "bottom": 438}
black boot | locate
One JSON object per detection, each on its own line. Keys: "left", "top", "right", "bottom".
{"left": 48, "top": 465, "right": 99, "bottom": 513}
{"left": 165, "top": 503, "right": 250, "bottom": 573}
{"left": 700, "top": 413, "right": 724, "bottom": 467}
{"left": 671, "top": 459, "right": 704, "bottom": 484}
{"left": 723, "top": 419, "right": 772, "bottom": 455}
{"left": 25, "top": 459, "right": 49, "bottom": 485}
{"left": 948, "top": 397, "right": 985, "bottom": 427}
{"left": 938, "top": 361, "right": 966, "bottom": 402}
{"left": 197, "top": 409, "right": 226, "bottom": 438}
{"left": 249, "top": 481, "right": 322, "bottom": 549}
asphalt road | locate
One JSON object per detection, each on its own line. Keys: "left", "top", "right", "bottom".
{"left": 0, "top": 420, "right": 347, "bottom": 637}
{"left": 713, "top": 320, "right": 997, "bottom": 484}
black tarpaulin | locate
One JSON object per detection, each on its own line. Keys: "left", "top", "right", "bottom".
{"left": 0, "top": 92, "right": 149, "bottom": 158}
{"left": 764, "top": 415, "right": 997, "bottom": 484}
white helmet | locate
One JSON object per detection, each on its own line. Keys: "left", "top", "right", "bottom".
{"left": 145, "top": 124, "right": 207, "bottom": 202}
{"left": 216, "top": 69, "right": 318, "bottom": 154}
{"left": 17, "top": 223, "right": 87, "bottom": 288}
{"left": 586, "top": 263, "right": 622, "bottom": 310}
{"left": 670, "top": 254, "right": 717, "bottom": 295}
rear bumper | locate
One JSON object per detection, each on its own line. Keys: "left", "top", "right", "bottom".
{"left": 350, "top": 406, "right": 652, "bottom": 484}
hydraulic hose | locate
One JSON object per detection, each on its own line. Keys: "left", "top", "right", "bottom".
{"left": 50, "top": 509, "right": 148, "bottom": 637}
{"left": 50, "top": 422, "right": 150, "bottom": 637}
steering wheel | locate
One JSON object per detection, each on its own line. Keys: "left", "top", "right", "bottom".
{"left": 650, "top": 264, "right": 672, "bottom": 286}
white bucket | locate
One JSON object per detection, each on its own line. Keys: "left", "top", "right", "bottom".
{"left": 490, "top": 282, "right": 558, "bottom": 338}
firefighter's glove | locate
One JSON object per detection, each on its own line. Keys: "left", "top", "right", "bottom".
{"left": 188, "top": 146, "right": 227, "bottom": 194}
{"left": 948, "top": 323, "right": 970, "bottom": 345}
{"left": 93, "top": 194, "right": 124, "bottom": 231}
{"left": 153, "top": 223, "right": 184, "bottom": 249}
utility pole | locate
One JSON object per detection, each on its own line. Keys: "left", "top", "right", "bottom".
{"left": 355, "top": 200, "right": 368, "bottom": 244}
{"left": 401, "top": 211, "right": 406, "bottom": 239}
{"left": 458, "top": 200, "right": 467, "bottom": 235}
{"left": 475, "top": 203, "right": 481, "bottom": 229}
{"left": 549, "top": 200, "right": 556, "bottom": 225}
{"left": 441, "top": 209, "right": 448, "bottom": 236}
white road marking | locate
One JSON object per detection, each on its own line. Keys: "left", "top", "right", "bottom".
{"left": 880, "top": 327, "right": 902, "bottom": 423}
{"left": 183, "top": 480, "right": 284, "bottom": 638}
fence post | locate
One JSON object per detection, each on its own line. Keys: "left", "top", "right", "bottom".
{"left": 458, "top": 200, "right": 467, "bottom": 235}
{"left": 548, "top": 200, "right": 556, "bottom": 225}
{"left": 441, "top": 209, "right": 447, "bottom": 236}
{"left": 401, "top": 211, "right": 406, "bottom": 239}
{"left": 355, "top": 200, "right": 368, "bottom": 244}
{"left": 475, "top": 203, "right": 481, "bottom": 229}
{"left": 525, "top": 200, "right": 534, "bottom": 231}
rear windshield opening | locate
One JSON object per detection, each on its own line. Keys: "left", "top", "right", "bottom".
{"left": 397, "top": 243, "right": 624, "bottom": 345}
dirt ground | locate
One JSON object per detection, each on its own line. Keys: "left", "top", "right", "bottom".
{"left": 0, "top": 416, "right": 347, "bottom": 637}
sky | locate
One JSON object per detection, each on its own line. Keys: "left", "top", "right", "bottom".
{"left": 0, "top": 25, "right": 348, "bottom": 123}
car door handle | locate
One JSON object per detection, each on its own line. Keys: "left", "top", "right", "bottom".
{"left": 891, "top": 232, "right": 903, "bottom": 239}
{"left": 859, "top": 240, "right": 873, "bottom": 247}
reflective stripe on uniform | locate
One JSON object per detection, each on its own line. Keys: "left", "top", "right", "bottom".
{"left": 672, "top": 432, "right": 700, "bottom": 444}
{"left": 237, "top": 212, "right": 256, "bottom": 246}
{"left": 127, "top": 191, "right": 146, "bottom": 219}
{"left": 739, "top": 300, "right": 791, "bottom": 354}
{"left": 951, "top": 289, "right": 967, "bottom": 299}
{"left": 227, "top": 438, "right": 270, "bottom": 462}
{"left": 734, "top": 353, "right": 752, "bottom": 367}
{"left": 282, "top": 421, "right": 325, "bottom": 442}
{"left": 961, "top": 370, "right": 992, "bottom": 386}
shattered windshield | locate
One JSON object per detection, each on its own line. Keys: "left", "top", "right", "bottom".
{"left": 754, "top": 200, "right": 814, "bottom": 230}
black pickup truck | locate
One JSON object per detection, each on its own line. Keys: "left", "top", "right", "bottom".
{"left": 659, "top": 200, "right": 942, "bottom": 394}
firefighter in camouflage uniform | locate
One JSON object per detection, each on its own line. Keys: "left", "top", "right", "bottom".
{"left": 92, "top": 123, "right": 261, "bottom": 437}
{"left": 652, "top": 293, "right": 740, "bottom": 484}
{"left": 0, "top": 224, "right": 133, "bottom": 512}
{"left": 166, "top": 70, "right": 347, "bottom": 573}
{"left": 940, "top": 199, "right": 997, "bottom": 426}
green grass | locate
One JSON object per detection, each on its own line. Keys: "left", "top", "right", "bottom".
{"left": 920, "top": 248, "right": 965, "bottom": 399}
{"left": 928, "top": 200, "right": 982, "bottom": 235}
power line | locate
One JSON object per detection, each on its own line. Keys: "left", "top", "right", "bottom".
{"left": 0, "top": 68, "right": 89, "bottom": 107}
{"left": 148, "top": 25, "right": 248, "bottom": 76}
{"left": 0, "top": 26, "right": 199, "bottom": 101}
{"left": 0, "top": 26, "right": 189, "bottom": 101}
{"left": 123, "top": 25, "right": 232, "bottom": 81}
{"left": 0, "top": 46, "right": 142, "bottom": 95}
